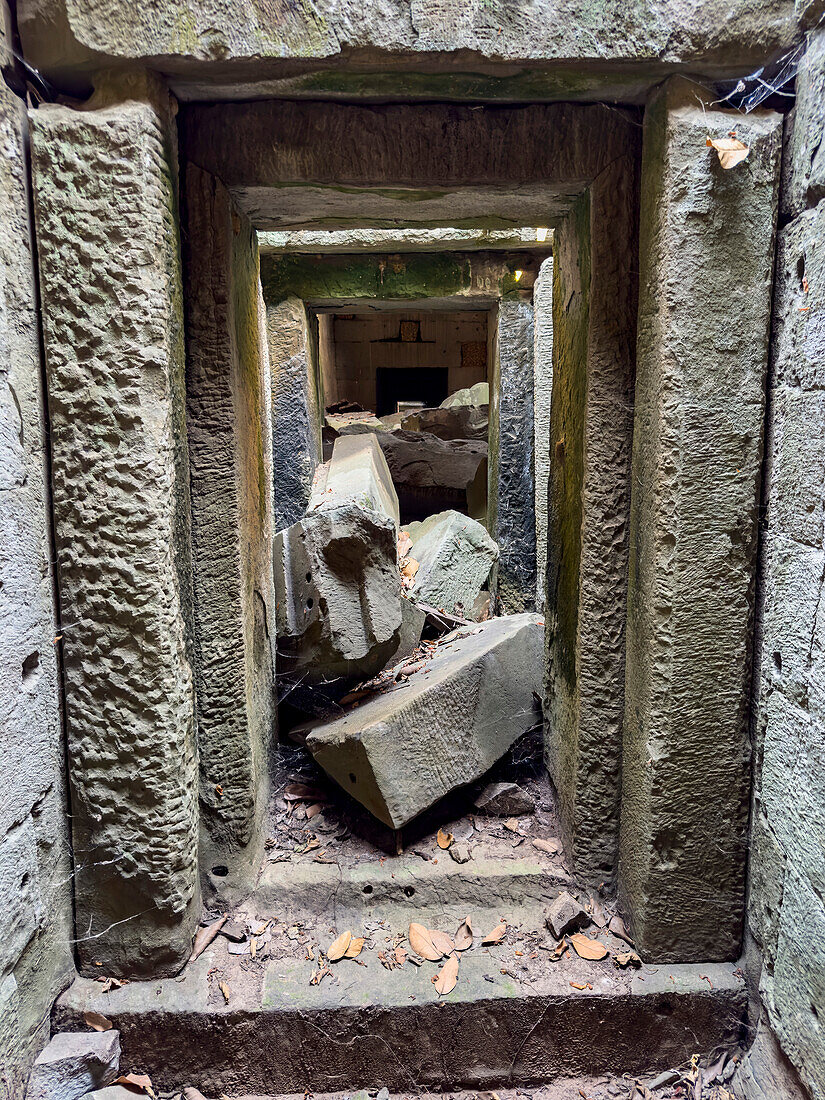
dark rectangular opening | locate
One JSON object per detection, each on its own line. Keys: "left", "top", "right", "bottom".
{"left": 375, "top": 365, "right": 448, "bottom": 416}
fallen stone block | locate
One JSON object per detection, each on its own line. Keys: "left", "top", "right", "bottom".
{"left": 401, "top": 403, "right": 488, "bottom": 441}
{"left": 377, "top": 430, "right": 488, "bottom": 522}
{"left": 403, "top": 510, "right": 498, "bottom": 620}
{"left": 307, "top": 613, "right": 543, "bottom": 829}
{"left": 474, "top": 781, "right": 536, "bottom": 816}
{"left": 27, "top": 1031, "right": 120, "bottom": 1100}
{"left": 274, "top": 435, "right": 402, "bottom": 699}
{"left": 441, "top": 381, "right": 489, "bottom": 407}
{"left": 545, "top": 891, "right": 589, "bottom": 939}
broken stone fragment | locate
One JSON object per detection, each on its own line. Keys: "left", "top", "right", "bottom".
{"left": 449, "top": 842, "right": 472, "bottom": 864}
{"left": 403, "top": 510, "right": 498, "bottom": 621}
{"left": 79, "top": 1090, "right": 142, "bottom": 1100}
{"left": 441, "top": 381, "right": 489, "bottom": 407}
{"left": 474, "top": 781, "right": 536, "bottom": 816}
{"left": 306, "top": 613, "right": 543, "bottom": 829}
{"left": 377, "top": 430, "right": 488, "bottom": 522}
{"left": 545, "top": 890, "right": 589, "bottom": 939}
{"left": 27, "top": 1031, "right": 120, "bottom": 1100}
{"left": 273, "top": 435, "right": 402, "bottom": 703}
{"left": 401, "top": 403, "right": 489, "bottom": 441}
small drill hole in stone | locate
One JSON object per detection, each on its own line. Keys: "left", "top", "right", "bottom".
{"left": 363, "top": 884, "right": 373, "bottom": 894}
{"left": 349, "top": 773, "right": 357, "bottom": 784}
{"left": 306, "top": 597, "right": 314, "bottom": 609}
{"left": 305, "top": 572, "right": 312, "bottom": 582}
{"left": 22, "top": 652, "right": 40, "bottom": 682}
{"left": 773, "top": 651, "right": 782, "bottom": 674}
{"left": 211, "top": 865, "right": 229, "bottom": 877}
{"left": 404, "top": 885, "right": 415, "bottom": 897}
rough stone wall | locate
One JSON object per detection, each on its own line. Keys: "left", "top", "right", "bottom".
{"left": 488, "top": 300, "right": 535, "bottom": 612}
{"left": 738, "top": 28, "right": 825, "bottom": 1100}
{"left": 0, "top": 4, "right": 73, "bottom": 1093}
{"left": 533, "top": 258, "right": 553, "bottom": 610}
{"left": 544, "top": 150, "right": 638, "bottom": 886}
{"left": 29, "top": 77, "right": 201, "bottom": 977}
{"left": 184, "top": 164, "right": 276, "bottom": 902}
{"left": 619, "top": 79, "right": 781, "bottom": 963}
{"left": 266, "top": 296, "right": 322, "bottom": 532}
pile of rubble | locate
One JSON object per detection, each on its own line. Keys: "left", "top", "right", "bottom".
{"left": 274, "top": 388, "right": 543, "bottom": 830}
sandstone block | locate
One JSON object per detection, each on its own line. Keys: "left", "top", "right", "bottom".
{"left": 474, "top": 781, "right": 536, "bottom": 816}
{"left": 307, "top": 614, "right": 543, "bottom": 828}
{"left": 441, "top": 381, "right": 489, "bottom": 407}
{"left": 401, "top": 404, "right": 488, "bottom": 441}
{"left": 619, "top": 79, "right": 782, "bottom": 961}
{"left": 310, "top": 434, "right": 400, "bottom": 529}
{"left": 377, "top": 430, "right": 487, "bottom": 522}
{"left": 27, "top": 1031, "right": 120, "bottom": 1100}
{"left": 532, "top": 258, "right": 554, "bottom": 611}
{"left": 545, "top": 891, "right": 589, "bottom": 939}
{"left": 403, "top": 510, "right": 498, "bottom": 620}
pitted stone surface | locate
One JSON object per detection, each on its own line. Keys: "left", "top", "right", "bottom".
{"left": 184, "top": 164, "right": 275, "bottom": 901}
{"left": 0, "top": 3, "right": 73, "bottom": 1091}
{"left": 620, "top": 79, "right": 782, "bottom": 962}
{"left": 267, "top": 296, "right": 321, "bottom": 532}
{"left": 378, "top": 430, "right": 488, "bottom": 523}
{"left": 311, "top": 434, "right": 400, "bottom": 528}
{"left": 307, "top": 614, "right": 543, "bottom": 828}
{"left": 403, "top": 510, "right": 498, "bottom": 620}
{"left": 489, "top": 300, "right": 536, "bottom": 612}
{"left": 30, "top": 86, "right": 200, "bottom": 976}
{"left": 533, "top": 258, "right": 553, "bottom": 611}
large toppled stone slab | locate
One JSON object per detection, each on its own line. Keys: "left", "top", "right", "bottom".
{"left": 442, "top": 381, "right": 489, "bottom": 408}
{"left": 26, "top": 1031, "right": 120, "bottom": 1100}
{"left": 377, "top": 430, "right": 487, "bottom": 522}
{"left": 274, "top": 435, "right": 401, "bottom": 696}
{"left": 307, "top": 614, "right": 542, "bottom": 828}
{"left": 403, "top": 511, "right": 498, "bottom": 620}
{"left": 401, "top": 404, "right": 488, "bottom": 441}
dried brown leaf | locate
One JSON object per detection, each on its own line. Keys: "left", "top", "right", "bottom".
{"left": 394, "top": 946, "right": 407, "bottom": 967}
{"left": 83, "top": 1010, "right": 113, "bottom": 1032}
{"left": 116, "top": 1073, "right": 156, "bottom": 1097}
{"left": 613, "top": 950, "right": 642, "bottom": 969}
{"left": 569, "top": 933, "right": 609, "bottom": 961}
{"left": 569, "top": 981, "right": 591, "bottom": 991}
{"left": 706, "top": 135, "right": 749, "bottom": 169}
{"left": 327, "top": 929, "right": 352, "bottom": 961}
{"left": 434, "top": 952, "right": 459, "bottom": 995}
{"left": 400, "top": 557, "right": 420, "bottom": 579}
{"left": 436, "top": 827, "right": 454, "bottom": 850}
{"left": 608, "top": 914, "right": 634, "bottom": 946}
{"left": 409, "top": 922, "right": 442, "bottom": 961}
{"left": 283, "top": 782, "right": 327, "bottom": 802}
{"left": 430, "top": 929, "right": 456, "bottom": 957}
{"left": 218, "top": 981, "right": 230, "bottom": 1004}
{"left": 454, "top": 916, "right": 474, "bottom": 951}
{"left": 189, "top": 915, "right": 227, "bottom": 962}
{"left": 482, "top": 922, "right": 507, "bottom": 945}
{"left": 531, "top": 838, "right": 562, "bottom": 855}
{"left": 345, "top": 936, "right": 365, "bottom": 959}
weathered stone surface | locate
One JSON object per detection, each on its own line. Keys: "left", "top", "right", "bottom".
{"left": 403, "top": 511, "right": 498, "bottom": 620}
{"left": 544, "top": 148, "right": 638, "bottom": 885}
{"left": 734, "top": 1018, "right": 810, "bottom": 1100}
{"left": 274, "top": 437, "right": 401, "bottom": 696}
{"left": 183, "top": 164, "right": 276, "bottom": 901}
{"left": 260, "top": 229, "right": 550, "bottom": 254}
{"left": 401, "top": 404, "right": 488, "bottom": 441}
{"left": 27, "top": 1031, "right": 120, "bottom": 1100}
{"left": 619, "top": 79, "right": 782, "bottom": 962}
{"left": 545, "top": 891, "right": 588, "bottom": 939}
{"left": 29, "top": 77, "right": 201, "bottom": 976}
{"left": 79, "top": 1089, "right": 139, "bottom": 1100}
{"left": 771, "top": 203, "right": 825, "bottom": 393}
{"left": 179, "top": 101, "right": 640, "bottom": 230}
{"left": 474, "top": 782, "right": 536, "bottom": 817}
{"left": 388, "top": 597, "right": 426, "bottom": 666}
{"left": 267, "top": 296, "right": 322, "bottom": 531}
{"left": 19, "top": 1, "right": 800, "bottom": 107}
{"left": 442, "top": 382, "right": 489, "bottom": 408}
{"left": 307, "top": 614, "right": 543, "bottom": 829}
{"left": 489, "top": 299, "right": 535, "bottom": 611}
{"left": 0, "top": 3, "right": 73, "bottom": 1092}
{"left": 533, "top": 258, "right": 553, "bottom": 611}
{"left": 377, "top": 430, "right": 487, "bottom": 523}
{"left": 311, "top": 434, "right": 400, "bottom": 529}
{"left": 782, "top": 27, "right": 825, "bottom": 219}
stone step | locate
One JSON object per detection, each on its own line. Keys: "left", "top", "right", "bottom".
{"left": 54, "top": 939, "right": 744, "bottom": 1097}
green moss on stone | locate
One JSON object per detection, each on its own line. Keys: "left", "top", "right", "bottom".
{"left": 260, "top": 252, "right": 474, "bottom": 302}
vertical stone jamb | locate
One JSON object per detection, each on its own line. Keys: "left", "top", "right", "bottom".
{"left": 544, "top": 147, "right": 638, "bottom": 885}
{"left": 29, "top": 74, "right": 201, "bottom": 976}
{"left": 0, "top": 0, "right": 73, "bottom": 1087}
{"left": 619, "top": 78, "right": 782, "bottom": 961}
{"left": 183, "top": 164, "right": 276, "bottom": 901}
{"left": 533, "top": 257, "right": 554, "bottom": 611}
{"left": 489, "top": 299, "right": 536, "bottom": 611}
{"left": 263, "top": 294, "right": 323, "bottom": 532}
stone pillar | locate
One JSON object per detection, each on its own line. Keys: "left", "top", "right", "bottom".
{"left": 737, "top": 29, "right": 825, "bottom": 1100}
{"left": 183, "top": 164, "right": 276, "bottom": 902}
{"left": 0, "top": 2, "right": 73, "bottom": 1089}
{"left": 533, "top": 257, "right": 553, "bottom": 611}
{"left": 264, "top": 295, "right": 322, "bottom": 532}
{"left": 489, "top": 299, "right": 536, "bottom": 611}
{"left": 619, "top": 78, "right": 782, "bottom": 962}
{"left": 29, "top": 75, "right": 201, "bottom": 977}
{"left": 544, "top": 151, "right": 638, "bottom": 885}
